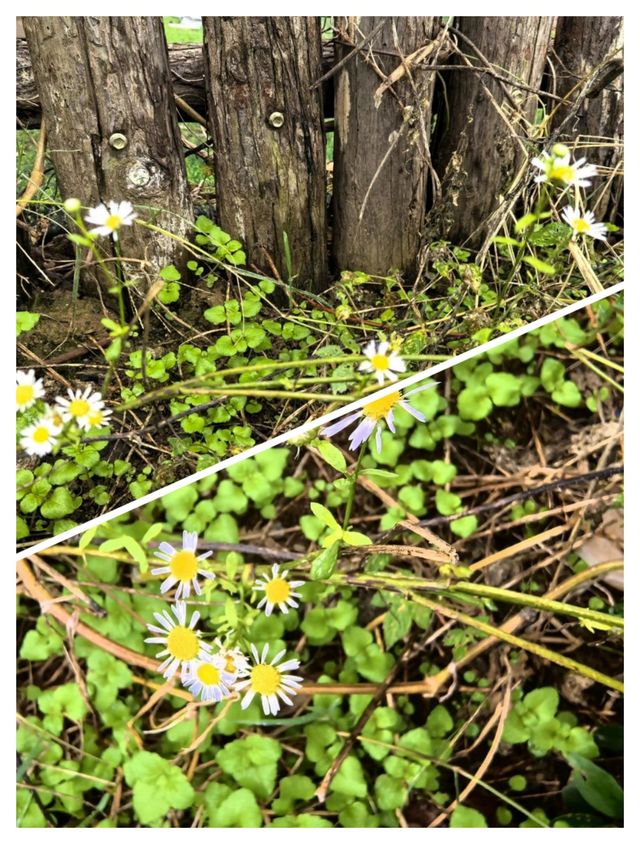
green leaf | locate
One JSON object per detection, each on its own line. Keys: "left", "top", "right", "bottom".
{"left": 374, "top": 773, "right": 406, "bottom": 810}
{"left": 515, "top": 212, "right": 538, "bottom": 232}
{"left": 78, "top": 526, "right": 97, "bottom": 550}
{"left": 316, "top": 440, "right": 347, "bottom": 474}
{"left": 330, "top": 755, "right": 367, "bottom": 798}
{"left": 215, "top": 735, "right": 282, "bottom": 800}
{"left": 427, "top": 704, "right": 454, "bottom": 738}
{"left": 99, "top": 536, "right": 148, "bottom": 572}
{"left": 339, "top": 801, "right": 379, "bottom": 828}
{"left": 522, "top": 255, "right": 556, "bottom": 275}
{"left": 40, "top": 488, "right": 81, "bottom": 520}
{"left": 430, "top": 460, "right": 457, "bottom": 485}
{"left": 16, "top": 311, "right": 40, "bottom": 336}
{"left": 159, "top": 264, "right": 181, "bottom": 281}
{"left": 123, "top": 751, "right": 195, "bottom": 825}
{"left": 310, "top": 543, "right": 339, "bottom": 580}
{"left": 450, "top": 805, "right": 488, "bottom": 827}
{"left": 204, "top": 783, "right": 263, "bottom": 827}
{"left": 450, "top": 515, "right": 478, "bottom": 538}
{"left": 565, "top": 754, "right": 623, "bottom": 819}
{"left": 342, "top": 530, "right": 372, "bottom": 546}
{"left": 457, "top": 386, "right": 492, "bottom": 421}
{"left": 435, "top": 489, "right": 462, "bottom": 516}
{"left": 383, "top": 597, "right": 413, "bottom": 648}
{"left": 361, "top": 468, "right": 400, "bottom": 483}
{"left": 19, "top": 617, "right": 64, "bottom": 661}
{"left": 310, "top": 502, "right": 340, "bottom": 530}
{"left": 486, "top": 372, "right": 522, "bottom": 407}
{"left": 158, "top": 281, "right": 180, "bottom": 304}
{"left": 540, "top": 358, "right": 566, "bottom": 391}
{"left": 552, "top": 380, "right": 582, "bottom": 408}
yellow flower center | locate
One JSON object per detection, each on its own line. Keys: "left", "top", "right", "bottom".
{"left": 223, "top": 654, "right": 237, "bottom": 674}
{"left": 166, "top": 626, "right": 200, "bottom": 661}
{"left": 363, "top": 391, "right": 401, "bottom": 421}
{"left": 17, "top": 384, "right": 35, "bottom": 406}
{"left": 265, "top": 577, "right": 291, "bottom": 604}
{"left": 69, "top": 398, "right": 90, "bottom": 417}
{"left": 49, "top": 412, "right": 63, "bottom": 427}
{"left": 549, "top": 164, "right": 575, "bottom": 183}
{"left": 370, "top": 353, "right": 390, "bottom": 371}
{"left": 573, "top": 218, "right": 591, "bottom": 234}
{"left": 196, "top": 662, "right": 221, "bottom": 686}
{"left": 88, "top": 410, "right": 103, "bottom": 427}
{"left": 250, "top": 663, "right": 281, "bottom": 695}
{"left": 105, "top": 214, "right": 122, "bottom": 231}
{"left": 32, "top": 426, "right": 50, "bottom": 444}
{"left": 169, "top": 550, "right": 199, "bottom": 582}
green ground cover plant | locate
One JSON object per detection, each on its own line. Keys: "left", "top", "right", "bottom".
{"left": 17, "top": 297, "right": 623, "bottom": 827}
{"left": 17, "top": 15, "right": 623, "bottom": 551}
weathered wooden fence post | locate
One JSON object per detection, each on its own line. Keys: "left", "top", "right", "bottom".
{"left": 426, "top": 17, "right": 555, "bottom": 248}
{"left": 202, "top": 16, "right": 327, "bottom": 291}
{"left": 551, "top": 17, "right": 623, "bottom": 219}
{"left": 23, "top": 16, "right": 192, "bottom": 284}
{"left": 332, "top": 16, "right": 442, "bottom": 276}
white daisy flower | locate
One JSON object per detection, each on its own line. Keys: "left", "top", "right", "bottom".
{"left": 235, "top": 643, "right": 303, "bottom": 716}
{"left": 16, "top": 370, "right": 45, "bottom": 412}
{"left": 55, "top": 387, "right": 104, "bottom": 431}
{"left": 359, "top": 340, "right": 406, "bottom": 386}
{"left": 42, "top": 404, "right": 65, "bottom": 432}
{"left": 144, "top": 601, "right": 211, "bottom": 681}
{"left": 85, "top": 200, "right": 137, "bottom": 241}
{"left": 86, "top": 406, "right": 113, "bottom": 430}
{"left": 321, "top": 383, "right": 435, "bottom": 453}
{"left": 561, "top": 206, "right": 608, "bottom": 242}
{"left": 531, "top": 151, "right": 597, "bottom": 188}
{"left": 182, "top": 654, "right": 236, "bottom": 703}
{"left": 253, "top": 564, "right": 305, "bottom": 616}
{"left": 151, "top": 531, "right": 215, "bottom": 600}
{"left": 213, "top": 638, "right": 250, "bottom": 681}
{"left": 20, "top": 416, "right": 60, "bottom": 457}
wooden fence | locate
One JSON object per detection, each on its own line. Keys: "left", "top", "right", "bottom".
{"left": 19, "top": 16, "right": 623, "bottom": 292}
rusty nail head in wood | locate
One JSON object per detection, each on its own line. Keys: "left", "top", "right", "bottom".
{"left": 109, "top": 133, "right": 128, "bottom": 150}
{"left": 268, "top": 112, "right": 285, "bottom": 129}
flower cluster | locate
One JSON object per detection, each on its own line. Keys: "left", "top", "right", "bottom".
{"left": 16, "top": 371, "right": 112, "bottom": 457}
{"left": 144, "top": 533, "right": 304, "bottom": 716}
{"left": 531, "top": 143, "right": 608, "bottom": 242}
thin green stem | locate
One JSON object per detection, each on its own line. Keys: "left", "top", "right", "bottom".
{"left": 342, "top": 442, "right": 367, "bottom": 532}
{"left": 330, "top": 570, "right": 623, "bottom": 630}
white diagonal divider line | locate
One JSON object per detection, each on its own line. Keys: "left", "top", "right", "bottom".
{"left": 16, "top": 281, "right": 624, "bottom": 560}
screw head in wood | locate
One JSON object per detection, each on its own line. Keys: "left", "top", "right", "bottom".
{"left": 128, "top": 161, "right": 151, "bottom": 187}
{"left": 109, "top": 132, "right": 128, "bottom": 150}
{"left": 268, "top": 111, "right": 285, "bottom": 129}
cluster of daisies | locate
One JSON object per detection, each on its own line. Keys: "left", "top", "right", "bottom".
{"left": 322, "top": 338, "right": 432, "bottom": 453}
{"left": 144, "top": 531, "right": 305, "bottom": 716}
{"left": 531, "top": 144, "right": 608, "bottom": 242}
{"left": 16, "top": 371, "right": 112, "bottom": 457}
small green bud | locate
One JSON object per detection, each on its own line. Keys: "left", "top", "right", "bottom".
{"left": 551, "top": 143, "right": 570, "bottom": 158}
{"left": 335, "top": 304, "right": 352, "bottom": 321}
{"left": 63, "top": 198, "right": 82, "bottom": 214}
{"left": 288, "top": 429, "right": 317, "bottom": 447}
